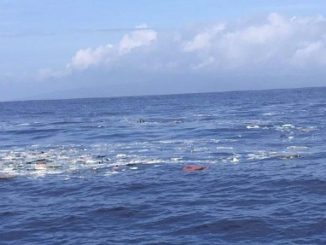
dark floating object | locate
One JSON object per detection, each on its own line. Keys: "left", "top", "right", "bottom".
{"left": 35, "top": 159, "right": 48, "bottom": 164}
{"left": 26, "top": 159, "right": 49, "bottom": 165}
{"left": 183, "top": 165, "right": 207, "bottom": 172}
{"left": 126, "top": 163, "right": 137, "bottom": 167}
{"left": 279, "top": 154, "right": 303, "bottom": 160}
{"left": 96, "top": 155, "right": 106, "bottom": 159}
{"left": 137, "top": 118, "right": 145, "bottom": 123}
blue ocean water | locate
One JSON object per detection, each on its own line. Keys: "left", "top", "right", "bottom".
{"left": 0, "top": 87, "right": 325, "bottom": 244}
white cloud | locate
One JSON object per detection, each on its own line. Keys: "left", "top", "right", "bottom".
{"left": 291, "top": 41, "right": 326, "bottom": 66}
{"left": 67, "top": 44, "right": 113, "bottom": 70}
{"left": 40, "top": 13, "right": 326, "bottom": 80}
{"left": 236, "top": 13, "right": 290, "bottom": 44}
{"left": 118, "top": 24, "right": 157, "bottom": 54}
{"left": 183, "top": 24, "right": 225, "bottom": 52}
{"left": 180, "top": 13, "right": 326, "bottom": 69}
{"left": 62, "top": 25, "right": 157, "bottom": 72}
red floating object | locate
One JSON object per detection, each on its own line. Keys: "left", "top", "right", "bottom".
{"left": 183, "top": 165, "right": 207, "bottom": 172}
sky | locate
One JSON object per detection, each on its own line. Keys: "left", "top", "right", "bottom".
{"left": 1, "top": 0, "right": 326, "bottom": 101}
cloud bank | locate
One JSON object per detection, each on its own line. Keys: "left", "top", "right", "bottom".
{"left": 49, "top": 13, "right": 326, "bottom": 73}
{"left": 33, "top": 13, "right": 326, "bottom": 99}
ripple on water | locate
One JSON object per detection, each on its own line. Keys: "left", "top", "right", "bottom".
{"left": 0, "top": 88, "right": 326, "bottom": 244}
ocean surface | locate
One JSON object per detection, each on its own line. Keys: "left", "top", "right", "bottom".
{"left": 0, "top": 87, "right": 325, "bottom": 244}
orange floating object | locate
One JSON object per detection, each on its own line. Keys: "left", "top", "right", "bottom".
{"left": 183, "top": 165, "right": 207, "bottom": 172}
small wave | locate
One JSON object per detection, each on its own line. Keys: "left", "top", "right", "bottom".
{"left": 5, "top": 128, "right": 62, "bottom": 135}
{"left": 297, "top": 126, "right": 317, "bottom": 133}
{"left": 247, "top": 151, "right": 304, "bottom": 161}
{"left": 286, "top": 146, "right": 309, "bottom": 151}
{"left": 91, "top": 206, "right": 139, "bottom": 218}
{"left": 173, "top": 218, "right": 272, "bottom": 236}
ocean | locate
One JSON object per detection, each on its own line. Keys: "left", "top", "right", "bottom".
{"left": 0, "top": 87, "right": 325, "bottom": 244}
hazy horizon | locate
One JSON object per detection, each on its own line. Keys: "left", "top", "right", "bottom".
{"left": 1, "top": 85, "right": 325, "bottom": 103}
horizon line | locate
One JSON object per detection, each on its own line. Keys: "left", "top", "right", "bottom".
{"left": 1, "top": 85, "right": 325, "bottom": 104}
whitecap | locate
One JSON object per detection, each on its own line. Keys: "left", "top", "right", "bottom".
{"left": 246, "top": 125, "right": 260, "bottom": 129}
{"left": 282, "top": 124, "right": 295, "bottom": 128}
{"left": 287, "top": 146, "right": 308, "bottom": 151}
{"left": 171, "top": 157, "right": 183, "bottom": 162}
{"left": 230, "top": 156, "right": 240, "bottom": 163}
{"left": 216, "top": 146, "right": 234, "bottom": 150}
{"left": 17, "top": 123, "right": 31, "bottom": 126}
{"left": 298, "top": 126, "right": 317, "bottom": 133}
{"left": 262, "top": 112, "right": 276, "bottom": 116}
{"left": 116, "top": 154, "right": 128, "bottom": 159}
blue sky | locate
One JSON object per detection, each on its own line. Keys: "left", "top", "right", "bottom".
{"left": 1, "top": 0, "right": 326, "bottom": 101}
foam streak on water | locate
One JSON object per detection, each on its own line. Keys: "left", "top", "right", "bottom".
{"left": 0, "top": 87, "right": 326, "bottom": 244}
